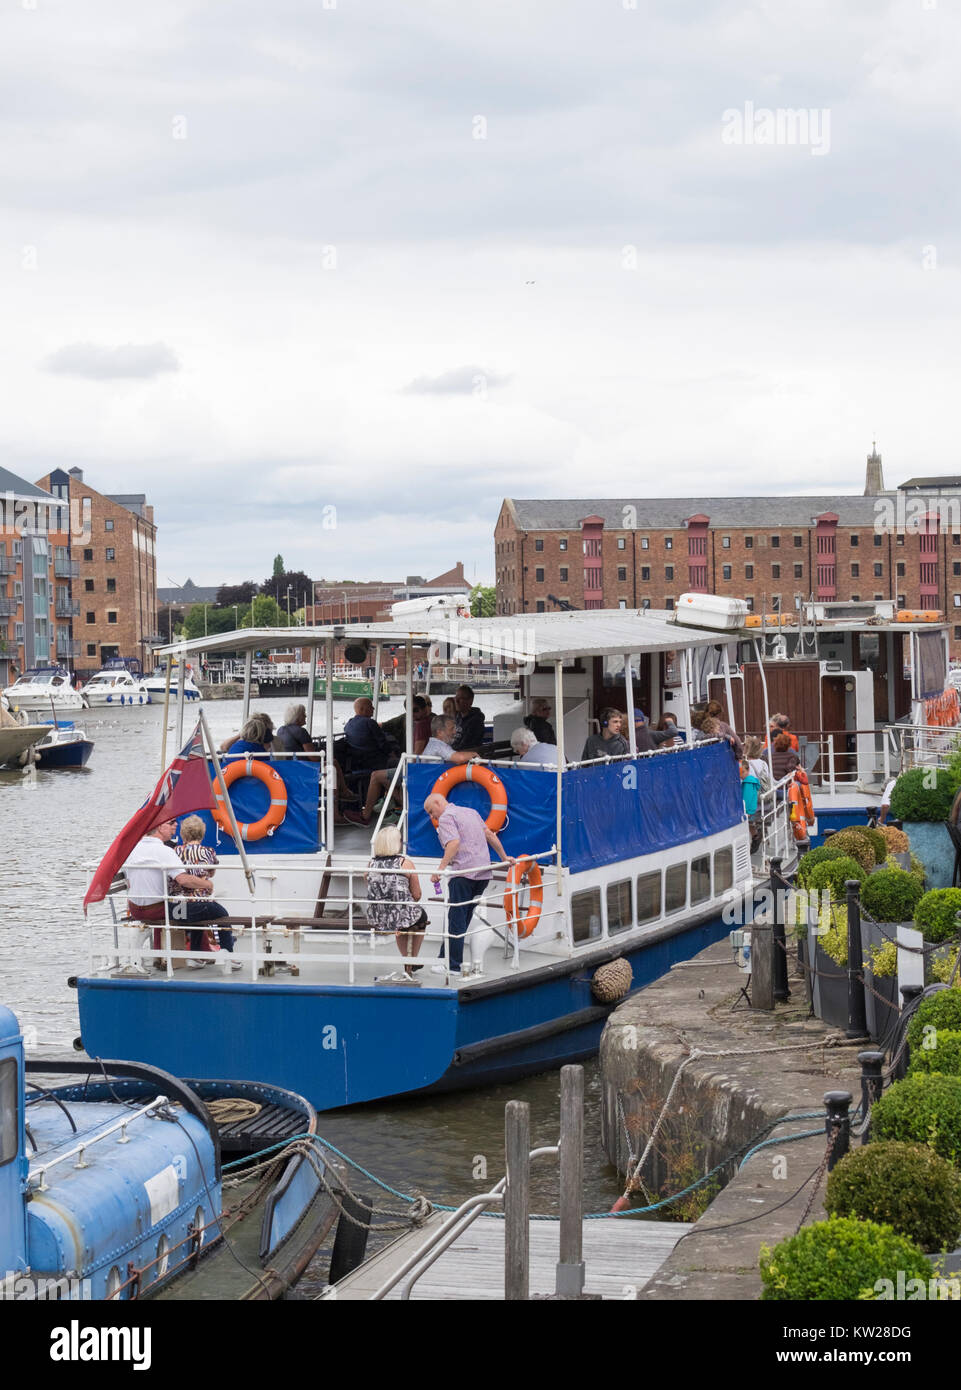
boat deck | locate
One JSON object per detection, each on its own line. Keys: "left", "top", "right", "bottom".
{"left": 322, "top": 1211, "right": 688, "bottom": 1300}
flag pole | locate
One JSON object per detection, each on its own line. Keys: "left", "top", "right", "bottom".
{"left": 159, "top": 659, "right": 173, "bottom": 773}
{"left": 198, "top": 707, "right": 256, "bottom": 896}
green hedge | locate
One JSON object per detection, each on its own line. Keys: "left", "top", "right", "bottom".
{"left": 860, "top": 868, "right": 924, "bottom": 923}
{"left": 906, "top": 988, "right": 961, "bottom": 1052}
{"left": 808, "top": 856, "right": 867, "bottom": 899}
{"left": 914, "top": 889, "right": 961, "bottom": 943}
{"left": 871, "top": 1073, "right": 961, "bottom": 1166}
{"left": 759, "top": 1215, "right": 930, "bottom": 1300}
{"left": 889, "top": 768, "right": 955, "bottom": 823}
{"left": 796, "top": 845, "right": 848, "bottom": 888}
{"left": 909, "top": 1027, "right": 961, "bottom": 1079}
{"left": 824, "top": 1141, "right": 961, "bottom": 1252}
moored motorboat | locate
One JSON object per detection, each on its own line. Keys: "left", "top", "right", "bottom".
{"left": 81, "top": 663, "right": 153, "bottom": 707}
{"left": 0, "top": 1005, "right": 338, "bottom": 1301}
{"left": 33, "top": 720, "right": 94, "bottom": 768}
{"left": 142, "top": 661, "right": 202, "bottom": 702}
{"left": 2, "top": 665, "right": 85, "bottom": 713}
{"left": 0, "top": 693, "right": 49, "bottom": 768}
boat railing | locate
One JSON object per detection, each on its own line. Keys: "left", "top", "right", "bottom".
{"left": 892, "top": 722, "right": 961, "bottom": 774}
{"left": 94, "top": 850, "right": 567, "bottom": 983}
{"left": 755, "top": 771, "right": 800, "bottom": 867}
{"left": 27, "top": 1095, "right": 170, "bottom": 1192}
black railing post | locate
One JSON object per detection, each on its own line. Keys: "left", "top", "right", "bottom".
{"left": 857, "top": 1050, "right": 884, "bottom": 1145}
{"left": 824, "top": 1090, "right": 852, "bottom": 1170}
{"left": 845, "top": 879, "right": 868, "bottom": 1039}
{"left": 771, "top": 857, "right": 790, "bottom": 1002}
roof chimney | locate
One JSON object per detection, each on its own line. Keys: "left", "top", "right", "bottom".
{"left": 864, "top": 442, "right": 885, "bottom": 496}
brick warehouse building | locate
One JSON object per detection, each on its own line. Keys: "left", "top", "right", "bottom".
{"left": 35, "top": 467, "right": 159, "bottom": 677}
{"left": 0, "top": 466, "right": 74, "bottom": 689}
{"left": 495, "top": 448, "right": 961, "bottom": 655}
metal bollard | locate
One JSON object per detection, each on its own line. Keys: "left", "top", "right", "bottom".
{"left": 857, "top": 1051, "right": 884, "bottom": 1145}
{"left": 771, "top": 857, "right": 790, "bottom": 1003}
{"left": 845, "top": 880, "right": 867, "bottom": 1040}
{"left": 895, "top": 984, "right": 925, "bottom": 1080}
{"left": 824, "top": 1091, "right": 852, "bottom": 1170}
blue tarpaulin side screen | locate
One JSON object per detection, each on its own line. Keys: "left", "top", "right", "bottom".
{"left": 192, "top": 759, "right": 320, "bottom": 854}
{"left": 405, "top": 762, "right": 558, "bottom": 861}
{"left": 561, "top": 743, "right": 744, "bottom": 873}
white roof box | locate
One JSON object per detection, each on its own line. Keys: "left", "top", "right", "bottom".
{"left": 674, "top": 593, "right": 749, "bottom": 631}
{"left": 390, "top": 593, "right": 471, "bottom": 620}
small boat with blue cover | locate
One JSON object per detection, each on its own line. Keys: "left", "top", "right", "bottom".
{"left": 75, "top": 604, "right": 800, "bottom": 1113}
{"left": 34, "top": 720, "right": 94, "bottom": 769}
{"left": 0, "top": 1005, "right": 338, "bottom": 1300}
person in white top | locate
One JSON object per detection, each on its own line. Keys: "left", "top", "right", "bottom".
{"left": 511, "top": 727, "right": 559, "bottom": 767}
{"left": 878, "top": 778, "right": 898, "bottom": 826}
{"left": 124, "top": 817, "right": 229, "bottom": 969}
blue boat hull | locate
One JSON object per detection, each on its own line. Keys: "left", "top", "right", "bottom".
{"left": 76, "top": 904, "right": 736, "bottom": 1111}
{"left": 36, "top": 739, "right": 93, "bottom": 769}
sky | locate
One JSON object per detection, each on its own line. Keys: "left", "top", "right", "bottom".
{"left": 2, "top": 0, "right": 960, "bottom": 590}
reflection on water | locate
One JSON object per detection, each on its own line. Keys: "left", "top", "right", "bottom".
{"left": 1, "top": 694, "right": 626, "bottom": 1290}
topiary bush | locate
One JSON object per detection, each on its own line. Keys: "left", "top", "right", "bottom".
{"left": 796, "top": 845, "right": 848, "bottom": 888}
{"left": 824, "top": 1141, "right": 961, "bottom": 1252}
{"left": 822, "top": 829, "right": 876, "bottom": 873}
{"left": 861, "top": 867, "right": 925, "bottom": 923}
{"left": 908, "top": 1027, "right": 961, "bottom": 1079}
{"left": 906, "top": 988, "right": 961, "bottom": 1052}
{"left": 759, "top": 1215, "right": 931, "bottom": 1300}
{"left": 871, "top": 1072, "right": 961, "bottom": 1166}
{"left": 890, "top": 768, "right": 955, "bottom": 824}
{"left": 845, "top": 825, "right": 888, "bottom": 865}
{"left": 880, "top": 825, "right": 909, "bottom": 854}
{"left": 808, "top": 856, "right": 867, "bottom": 899}
{"left": 914, "top": 888, "right": 961, "bottom": 943}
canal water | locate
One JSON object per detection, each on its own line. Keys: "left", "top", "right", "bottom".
{"left": 0, "top": 695, "right": 626, "bottom": 1285}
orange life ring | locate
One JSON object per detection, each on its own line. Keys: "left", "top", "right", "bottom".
{"left": 505, "top": 856, "right": 543, "bottom": 939}
{"left": 429, "top": 763, "right": 508, "bottom": 832}
{"left": 213, "top": 757, "right": 287, "bottom": 840}
{"left": 794, "top": 767, "right": 815, "bottom": 824}
{"left": 787, "top": 782, "right": 808, "bottom": 843}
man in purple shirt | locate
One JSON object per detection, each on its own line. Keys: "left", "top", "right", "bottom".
{"left": 423, "top": 792, "right": 513, "bottom": 976}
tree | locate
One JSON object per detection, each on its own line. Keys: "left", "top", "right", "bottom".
{"left": 261, "top": 568, "right": 314, "bottom": 613}
{"left": 470, "top": 584, "right": 496, "bottom": 618}
{"left": 250, "top": 593, "right": 288, "bottom": 628}
{"left": 182, "top": 606, "right": 238, "bottom": 641}
{"left": 272, "top": 554, "right": 285, "bottom": 578}
{"left": 216, "top": 581, "right": 258, "bottom": 608}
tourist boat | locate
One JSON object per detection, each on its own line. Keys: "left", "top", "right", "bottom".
{"left": 1, "top": 665, "right": 85, "bottom": 713}
{"left": 0, "top": 1004, "right": 339, "bottom": 1300}
{"left": 81, "top": 662, "right": 153, "bottom": 707}
{"left": 142, "top": 659, "right": 202, "bottom": 702}
{"left": 33, "top": 719, "right": 95, "bottom": 769}
{"left": 0, "top": 694, "right": 49, "bottom": 769}
{"left": 74, "top": 603, "right": 798, "bottom": 1113}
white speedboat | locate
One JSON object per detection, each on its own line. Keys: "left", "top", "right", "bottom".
{"left": 1, "top": 665, "right": 85, "bottom": 714}
{"left": 142, "top": 661, "right": 202, "bottom": 702}
{"left": 81, "top": 667, "right": 153, "bottom": 707}
{"left": 0, "top": 694, "right": 49, "bottom": 769}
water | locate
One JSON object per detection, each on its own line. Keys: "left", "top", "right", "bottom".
{"left": 0, "top": 695, "right": 625, "bottom": 1283}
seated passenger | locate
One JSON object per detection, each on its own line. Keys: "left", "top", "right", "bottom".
{"left": 420, "top": 714, "right": 475, "bottom": 764}
{"left": 632, "top": 708, "right": 679, "bottom": 753}
{"left": 344, "top": 715, "right": 472, "bottom": 826}
{"left": 524, "top": 698, "right": 556, "bottom": 746}
{"left": 771, "top": 732, "right": 800, "bottom": 780}
{"left": 176, "top": 814, "right": 240, "bottom": 968}
{"left": 452, "top": 685, "right": 486, "bottom": 753}
{"left": 580, "top": 708, "right": 629, "bottom": 761}
{"left": 344, "top": 696, "right": 394, "bottom": 771}
{"left": 275, "top": 704, "right": 316, "bottom": 754}
{"left": 705, "top": 699, "right": 743, "bottom": 758}
{"left": 224, "top": 713, "right": 276, "bottom": 755}
{"left": 365, "top": 826, "right": 428, "bottom": 978}
{"left": 511, "top": 727, "right": 558, "bottom": 767}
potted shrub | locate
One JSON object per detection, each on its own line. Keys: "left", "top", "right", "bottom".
{"left": 871, "top": 1072, "right": 961, "bottom": 1167}
{"left": 759, "top": 1215, "right": 931, "bottom": 1300}
{"left": 795, "top": 845, "right": 848, "bottom": 889}
{"left": 863, "top": 940, "right": 899, "bottom": 1043}
{"left": 890, "top": 769, "right": 956, "bottom": 888}
{"left": 913, "top": 888, "right": 961, "bottom": 982}
{"left": 908, "top": 1026, "right": 961, "bottom": 1078}
{"left": 906, "top": 987, "right": 961, "bottom": 1057}
{"left": 824, "top": 1141, "right": 961, "bottom": 1253}
{"left": 819, "top": 828, "right": 876, "bottom": 874}
{"left": 880, "top": 823, "right": 911, "bottom": 871}
{"left": 860, "top": 868, "right": 925, "bottom": 1039}
{"left": 808, "top": 891, "right": 850, "bottom": 1029}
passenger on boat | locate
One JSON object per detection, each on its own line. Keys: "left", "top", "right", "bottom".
{"left": 744, "top": 735, "right": 773, "bottom": 792}
{"left": 705, "top": 700, "right": 743, "bottom": 758}
{"left": 176, "top": 815, "right": 241, "bottom": 968}
{"left": 511, "top": 726, "right": 559, "bottom": 767}
{"left": 123, "top": 817, "right": 229, "bottom": 968}
{"left": 523, "top": 698, "right": 556, "bottom": 746}
{"left": 275, "top": 704, "right": 316, "bottom": 754}
{"left": 655, "top": 714, "right": 683, "bottom": 746}
{"left": 442, "top": 697, "right": 456, "bottom": 719}
{"left": 632, "top": 708, "right": 680, "bottom": 753}
{"left": 222, "top": 713, "right": 276, "bottom": 756}
{"left": 580, "top": 708, "right": 629, "bottom": 762}
{"left": 423, "top": 793, "right": 514, "bottom": 976}
{"left": 877, "top": 777, "right": 898, "bottom": 826}
{"left": 452, "top": 686, "right": 486, "bottom": 753}
{"left": 366, "top": 826, "right": 428, "bottom": 978}
{"left": 418, "top": 714, "right": 475, "bottom": 764}
{"left": 771, "top": 732, "right": 800, "bottom": 781}
{"left": 379, "top": 695, "right": 431, "bottom": 754}
{"left": 344, "top": 697, "right": 395, "bottom": 771}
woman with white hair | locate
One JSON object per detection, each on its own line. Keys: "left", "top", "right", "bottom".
{"left": 276, "top": 704, "right": 316, "bottom": 754}
{"left": 365, "top": 826, "right": 427, "bottom": 976}
{"left": 510, "top": 727, "right": 559, "bottom": 767}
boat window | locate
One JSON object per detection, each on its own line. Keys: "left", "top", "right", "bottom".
{"left": 606, "top": 880, "right": 632, "bottom": 934}
{"left": 714, "top": 846, "right": 733, "bottom": 894}
{"left": 636, "top": 871, "right": 661, "bottom": 925}
{"left": 571, "top": 888, "right": 602, "bottom": 945}
{"left": 690, "top": 855, "right": 711, "bottom": 906}
{"left": 665, "top": 863, "right": 686, "bottom": 914}
{"left": 0, "top": 1058, "right": 17, "bottom": 1166}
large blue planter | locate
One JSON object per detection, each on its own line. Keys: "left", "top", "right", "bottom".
{"left": 904, "top": 821, "right": 953, "bottom": 890}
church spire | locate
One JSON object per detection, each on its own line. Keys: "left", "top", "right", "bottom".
{"left": 864, "top": 441, "right": 885, "bottom": 495}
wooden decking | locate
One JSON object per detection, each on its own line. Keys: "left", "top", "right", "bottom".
{"left": 322, "top": 1213, "right": 687, "bottom": 1300}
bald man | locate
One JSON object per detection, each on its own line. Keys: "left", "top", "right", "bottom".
{"left": 343, "top": 696, "right": 393, "bottom": 771}
{"left": 424, "top": 792, "right": 513, "bottom": 976}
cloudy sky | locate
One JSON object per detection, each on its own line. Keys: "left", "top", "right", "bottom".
{"left": 2, "top": 0, "right": 960, "bottom": 590}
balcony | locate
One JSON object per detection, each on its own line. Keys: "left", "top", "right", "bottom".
{"left": 54, "top": 558, "right": 79, "bottom": 578}
{"left": 0, "top": 555, "right": 16, "bottom": 575}
{"left": 55, "top": 635, "right": 81, "bottom": 658}
{"left": 0, "top": 596, "right": 18, "bottom": 617}
{"left": 55, "top": 600, "right": 81, "bottom": 618}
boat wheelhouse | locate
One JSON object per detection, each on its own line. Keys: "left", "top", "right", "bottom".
{"left": 76, "top": 607, "right": 797, "bottom": 1112}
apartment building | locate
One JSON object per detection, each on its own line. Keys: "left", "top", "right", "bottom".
{"left": 0, "top": 466, "right": 73, "bottom": 687}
